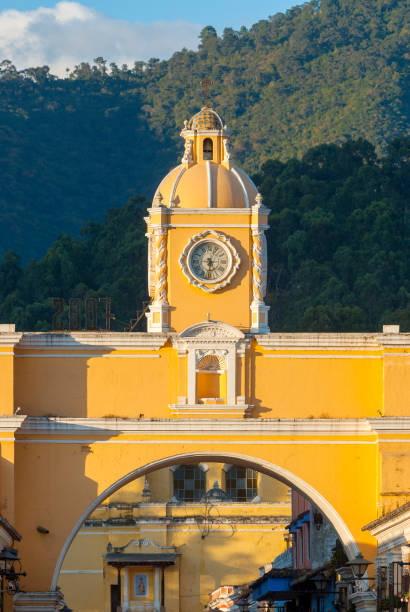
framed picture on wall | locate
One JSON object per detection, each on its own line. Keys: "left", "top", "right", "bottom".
{"left": 134, "top": 573, "right": 148, "bottom": 597}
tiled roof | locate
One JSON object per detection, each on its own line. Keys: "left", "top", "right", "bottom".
{"left": 190, "top": 107, "right": 222, "bottom": 130}
{"left": 362, "top": 501, "right": 410, "bottom": 531}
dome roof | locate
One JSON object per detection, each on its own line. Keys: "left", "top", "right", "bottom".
{"left": 189, "top": 107, "right": 223, "bottom": 131}
{"left": 154, "top": 162, "right": 257, "bottom": 209}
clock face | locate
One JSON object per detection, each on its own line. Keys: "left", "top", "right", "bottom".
{"left": 188, "top": 240, "right": 231, "bottom": 283}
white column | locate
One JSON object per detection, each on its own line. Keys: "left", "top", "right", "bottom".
{"left": 227, "top": 347, "right": 236, "bottom": 405}
{"left": 187, "top": 349, "right": 196, "bottom": 405}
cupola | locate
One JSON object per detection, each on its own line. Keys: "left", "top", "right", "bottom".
{"left": 153, "top": 107, "right": 258, "bottom": 209}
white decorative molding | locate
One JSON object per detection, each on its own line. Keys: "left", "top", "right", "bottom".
{"left": 151, "top": 208, "right": 254, "bottom": 215}
{"left": 0, "top": 416, "right": 28, "bottom": 432}
{"left": 169, "top": 404, "right": 252, "bottom": 416}
{"left": 223, "top": 137, "right": 231, "bottom": 162}
{"left": 16, "top": 332, "right": 168, "bottom": 351}
{"left": 0, "top": 332, "right": 23, "bottom": 347}
{"left": 206, "top": 160, "right": 213, "bottom": 207}
{"left": 181, "top": 139, "right": 193, "bottom": 164}
{"left": 179, "top": 230, "right": 240, "bottom": 293}
{"left": 255, "top": 333, "right": 383, "bottom": 349}
{"left": 178, "top": 321, "right": 244, "bottom": 341}
{"left": 169, "top": 166, "right": 186, "bottom": 206}
{"left": 377, "top": 333, "right": 410, "bottom": 347}
{"left": 231, "top": 167, "right": 249, "bottom": 208}
{"left": 146, "top": 224, "right": 170, "bottom": 332}
{"left": 173, "top": 322, "right": 247, "bottom": 406}
{"left": 250, "top": 228, "right": 270, "bottom": 333}
{"left": 16, "top": 416, "right": 404, "bottom": 436}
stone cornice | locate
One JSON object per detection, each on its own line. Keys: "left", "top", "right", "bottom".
{"left": 15, "top": 332, "right": 169, "bottom": 351}
{"left": 256, "top": 332, "right": 410, "bottom": 349}
{"left": 14, "top": 416, "right": 392, "bottom": 436}
{"left": 0, "top": 332, "right": 23, "bottom": 348}
{"left": 368, "top": 418, "right": 410, "bottom": 433}
{"left": 0, "top": 415, "right": 27, "bottom": 431}
{"left": 148, "top": 208, "right": 254, "bottom": 215}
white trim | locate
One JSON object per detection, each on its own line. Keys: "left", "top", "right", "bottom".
{"left": 14, "top": 354, "right": 161, "bottom": 359}
{"left": 206, "top": 161, "right": 213, "bottom": 207}
{"left": 60, "top": 569, "right": 103, "bottom": 574}
{"left": 169, "top": 166, "right": 186, "bottom": 206}
{"left": 169, "top": 224, "right": 269, "bottom": 229}
{"left": 77, "top": 528, "right": 288, "bottom": 535}
{"left": 235, "top": 166, "right": 258, "bottom": 194}
{"left": 16, "top": 332, "right": 168, "bottom": 350}
{"left": 169, "top": 404, "right": 250, "bottom": 412}
{"left": 166, "top": 208, "right": 254, "bottom": 215}
{"left": 232, "top": 167, "right": 249, "bottom": 208}
{"left": 0, "top": 352, "right": 14, "bottom": 356}
{"left": 256, "top": 333, "right": 410, "bottom": 349}
{"left": 15, "top": 416, "right": 381, "bottom": 434}
{"left": 263, "top": 354, "right": 382, "bottom": 359}
{"left": 51, "top": 451, "right": 360, "bottom": 589}
{"left": 19, "top": 439, "right": 379, "bottom": 445}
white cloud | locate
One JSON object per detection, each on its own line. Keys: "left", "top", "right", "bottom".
{"left": 0, "top": 2, "right": 202, "bottom": 76}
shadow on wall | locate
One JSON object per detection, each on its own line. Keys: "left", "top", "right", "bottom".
{"left": 12, "top": 420, "right": 101, "bottom": 592}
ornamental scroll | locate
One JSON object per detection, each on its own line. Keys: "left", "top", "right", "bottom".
{"left": 251, "top": 228, "right": 267, "bottom": 303}
{"left": 153, "top": 227, "right": 168, "bottom": 304}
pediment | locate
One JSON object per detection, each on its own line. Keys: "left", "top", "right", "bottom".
{"left": 179, "top": 321, "right": 244, "bottom": 341}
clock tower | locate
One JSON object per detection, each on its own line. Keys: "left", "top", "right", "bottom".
{"left": 145, "top": 107, "right": 270, "bottom": 334}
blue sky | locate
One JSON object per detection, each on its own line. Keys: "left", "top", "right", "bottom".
{"left": 0, "top": 1, "right": 298, "bottom": 30}
{"left": 0, "top": 1, "right": 299, "bottom": 76}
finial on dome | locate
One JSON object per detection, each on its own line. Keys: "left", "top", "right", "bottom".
{"left": 153, "top": 191, "right": 163, "bottom": 207}
{"left": 255, "top": 193, "right": 263, "bottom": 208}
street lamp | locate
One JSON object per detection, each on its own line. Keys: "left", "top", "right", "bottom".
{"left": 312, "top": 574, "right": 328, "bottom": 592}
{"left": 0, "top": 547, "right": 26, "bottom": 612}
{"left": 346, "top": 553, "right": 373, "bottom": 580}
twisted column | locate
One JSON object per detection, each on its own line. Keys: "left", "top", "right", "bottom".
{"left": 154, "top": 227, "right": 168, "bottom": 304}
{"left": 251, "top": 229, "right": 267, "bottom": 303}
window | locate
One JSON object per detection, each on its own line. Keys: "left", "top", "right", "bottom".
{"left": 203, "top": 138, "right": 213, "bottom": 160}
{"left": 173, "top": 465, "right": 205, "bottom": 501}
{"left": 225, "top": 466, "right": 257, "bottom": 501}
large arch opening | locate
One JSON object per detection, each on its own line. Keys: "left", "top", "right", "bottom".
{"left": 52, "top": 451, "right": 359, "bottom": 597}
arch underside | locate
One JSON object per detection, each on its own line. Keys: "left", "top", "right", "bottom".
{"left": 51, "top": 451, "right": 360, "bottom": 590}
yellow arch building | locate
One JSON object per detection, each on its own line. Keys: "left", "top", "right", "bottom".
{"left": 0, "top": 106, "right": 409, "bottom": 611}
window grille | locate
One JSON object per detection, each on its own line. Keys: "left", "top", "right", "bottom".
{"left": 225, "top": 466, "right": 257, "bottom": 501}
{"left": 173, "top": 465, "right": 205, "bottom": 501}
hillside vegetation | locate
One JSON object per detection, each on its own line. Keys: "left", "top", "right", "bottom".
{"left": 1, "top": 137, "right": 408, "bottom": 332}
{"left": 0, "top": 0, "right": 409, "bottom": 260}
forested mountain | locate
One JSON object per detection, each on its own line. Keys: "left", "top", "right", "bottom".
{"left": 1, "top": 0, "right": 409, "bottom": 260}
{"left": 1, "top": 137, "right": 409, "bottom": 332}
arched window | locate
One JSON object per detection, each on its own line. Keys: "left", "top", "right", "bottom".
{"left": 226, "top": 466, "right": 258, "bottom": 501}
{"left": 173, "top": 465, "right": 205, "bottom": 501}
{"left": 203, "top": 138, "right": 213, "bottom": 160}
{"left": 196, "top": 354, "right": 226, "bottom": 402}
